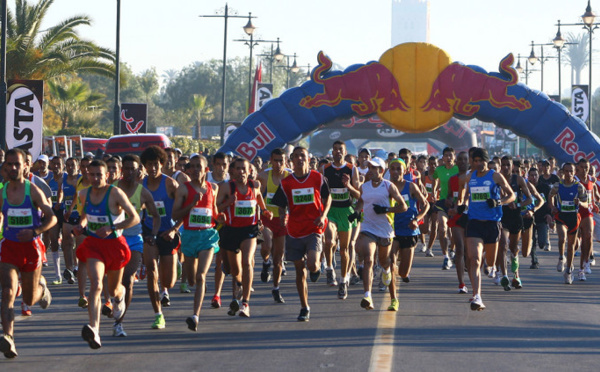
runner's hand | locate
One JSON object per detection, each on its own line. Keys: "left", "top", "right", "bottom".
{"left": 486, "top": 198, "right": 500, "bottom": 208}
{"left": 373, "top": 204, "right": 389, "bottom": 214}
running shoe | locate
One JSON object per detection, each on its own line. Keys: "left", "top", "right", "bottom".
{"left": 360, "top": 296, "right": 374, "bottom": 310}
{"left": 112, "top": 295, "right": 126, "bottom": 321}
{"left": 227, "top": 299, "right": 240, "bottom": 316}
{"left": 39, "top": 276, "right": 52, "bottom": 309}
{"left": 326, "top": 268, "right": 338, "bottom": 287}
{"left": 186, "top": 317, "right": 198, "bottom": 332}
{"left": 543, "top": 244, "right": 551, "bottom": 252}
{"left": 139, "top": 264, "right": 147, "bottom": 280}
{"left": 180, "top": 283, "right": 191, "bottom": 293}
{"left": 16, "top": 283, "right": 21, "bottom": 298}
{"left": 557, "top": 256, "right": 565, "bottom": 272}
{"left": 211, "top": 295, "right": 221, "bottom": 308}
{"left": 591, "top": 254, "right": 596, "bottom": 266}
{"left": 488, "top": 267, "right": 497, "bottom": 279}
{"left": 388, "top": 298, "right": 399, "bottom": 311}
{"left": 261, "top": 261, "right": 272, "bottom": 283}
{"left": 564, "top": 269, "right": 573, "bottom": 284}
{"left": 402, "top": 276, "right": 410, "bottom": 283}
{"left": 0, "top": 334, "right": 18, "bottom": 358}
{"left": 458, "top": 284, "right": 468, "bottom": 294}
{"left": 151, "top": 314, "right": 166, "bottom": 329}
{"left": 500, "top": 276, "right": 511, "bottom": 291}
{"left": 382, "top": 270, "right": 392, "bottom": 286}
{"left": 578, "top": 270, "right": 587, "bottom": 281}
{"left": 239, "top": 303, "right": 250, "bottom": 318}
{"left": 512, "top": 277, "right": 522, "bottom": 289}
{"left": 425, "top": 249, "right": 434, "bottom": 257}
{"left": 493, "top": 271, "right": 502, "bottom": 285}
{"left": 63, "top": 269, "right": 75, "bottom": 284}
{"left": 378, "top": 279, "right": 387, "bottom": 292}
{"left": 442, "top": 256, "right": 452, "bottom": 270}
{"left": 337, "top": 283, "right": 348, "bottom": 300}
{"left": 349, "top": 274, "right": 360, "bottom": 285}
{"left": 282, "top": 262, "right": 287, "bottom": 276}
{"left": 82, "top": 324, "right": 101, "bottom": 349}
{"left": 21, "top": 302, "right": 32, "bottom": 316}
{"left": 530, "top": 263, "right": 539, "bottom": 269}
{"left": 52, "top": 277, "right": 62, "bottom": 285}
{"left": 161, "top": 292, "right": 171, "bottom": 307}
{"left": 419, "top": 244, "right": 427, "bottom": 253}
{"left": 309, "top": 270, "right": 321, "bottom": 283}
{"left": 510, "top": 256, "right": 519, "bottom": 273}
{"left": 297, "top": 308, "right": 310, "bottom": 322}
{"left": 102, "top": 301, "right": 113, "bottom": 318}
{"left": 112, "top": 323, "right": 127, "bottom": 337}
{"left": 584, "top": 261, "right": 592, "bottom": 274}
{"left": 272, "top": 289, "right": 285, "bottom": 303}
{"left": 470, "top": 294, "right": 486, "bottom": 311}
{"left": 575, "top": 250, "right": 580, "bottom": 257}
{"left": 78, "top": 296, "right": 89, "bottom": 309}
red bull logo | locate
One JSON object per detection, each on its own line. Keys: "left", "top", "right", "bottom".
{"left": 300, "top": 51, "right": 409, "bottom": 116}
{"left": 422, "top": 54, "right": 531, "bottom": 116}
{"left": 235, "top": 122, "right": 276, "bottom": 160}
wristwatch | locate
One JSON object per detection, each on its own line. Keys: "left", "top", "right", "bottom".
{"left": 111, "top": 225, "right": 117, "bottom": 232}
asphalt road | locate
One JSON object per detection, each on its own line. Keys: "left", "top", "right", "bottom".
{"left": 1, "top": 233, "right": 599, "bottom": 371}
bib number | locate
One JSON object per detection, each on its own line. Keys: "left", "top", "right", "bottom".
{"left": 189, "top": 208, "right": 212, "bottom": 228}
{"left": 87, "top": 214, "right": 110, "bottom": 233}
{"left": 471, "top": 186, "right": 490, "bottom": 202}
{"left": 234, "top": 200, "right": 256, "bottom": 217}
{"left": 561, "top": 201, "right": 577, "bottom": 213}
{"left": 292, "top": 187, "right": 315, "bottom": 205}
{"left": 331, "top": 187, "right": 349, "bottom": 202}
{"left": 155, "top": 201, "right": 167, "bottom": 217}
{"left": 7, "top": 208, "right": 33, "bottom": 228}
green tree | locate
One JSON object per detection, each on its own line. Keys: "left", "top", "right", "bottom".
{"left": 6, "top": 0, "right": 115, "bottom": 80}
{"left": 190, "top": 94, "right": 214, "bottom": 139}
{"left": 47, "top": 78, "right": 105, "bottom": 130}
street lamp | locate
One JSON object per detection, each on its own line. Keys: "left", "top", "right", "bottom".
{"left": 114, "top": 0, "right": 122, "bottom": 135}
{"left": 275, "top": 53, "right": 301, "bottom": 89}
{"left": 256, "top": 38, "right": 284, "bottom": 84}
{"left": 552, "top": 20, "right": 576, "bottom": 102}
{"left": 0, "top": 0, "right": 7, "bottom": 148}
{"left": 200, "top": 4, "right": 253, "bottom": 146}
{"left": 527, "top": 41, "right": 558, "bottom": 92}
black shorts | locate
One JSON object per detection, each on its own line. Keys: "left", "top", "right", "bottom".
{"left": 393, "top": 235, "right": 419, "bottom": 249}
{"left": 501, "top": 207, "right": 523, "bottom": 234}
{"left": 522, "top": 216, "right": 534, "bottom": 230}
{"left": 434, "top": 200, "right": 449, "bottom": 214}
{"left": 426, "top": 202, "right": 437, "bottom": 216}
{"left": 219, "top": 224, "right": 259, "bottom": 253}
{"left": 53, "top": 207, "right": 64, "bottom": 228}
{"left": 466, "top": 219, "right": 501, "bottom": 244}
{"left": 555, "top": 212, "right": 580, "bottom": 235}
{"left": 457, "top": 214, "right": 469, "bottom": 229}
{"left": 142, "top": 225, "right": 181, "bottom": 256}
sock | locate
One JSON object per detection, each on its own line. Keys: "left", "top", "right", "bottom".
{"left": 192, "top": 315, "right": 198, "bottom": 322}
{"left": 326, "top": 266, "right": 333, "bottom": 270}
{"left": 364, "top": 291, "right": 371, "bottom": 298}
{"left": 385, "top": 267, "right": 391, "bottom": 274}
{"left": 155, "top": 312, "right": 162, "bottom": 317}
{"left": 273, "top": 286, "right": 279, "bottom": 290}
{"left": 265, "top": 259, "right": 272, "bottom": 265}
{"left": 52, "top": 251, "right": 60, "bottom": 277}
{"left": 304, "top": 306, "right": 310, "bottom": 311}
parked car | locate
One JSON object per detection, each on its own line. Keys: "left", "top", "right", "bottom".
{"left": 104, "top": 133, "right": 171, "bottom": 157}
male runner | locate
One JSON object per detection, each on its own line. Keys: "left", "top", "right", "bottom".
{"left": 433, "top": 147, "right": 459, "bottom": 268}
{"left": 528, "top": 167, "right": 552, "bottom": 268}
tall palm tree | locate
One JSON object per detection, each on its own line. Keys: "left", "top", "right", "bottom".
{"left": 190, "top": 94, "right": 213, "bottom": 140}
{"left": 563, "top": 32, "right": 589, "bottom": 86}
{"left": 47, "top": 78, "right": 105, "bottom": 129}
{"left": 6, "top": 0, "right": 115, "bottom": 80}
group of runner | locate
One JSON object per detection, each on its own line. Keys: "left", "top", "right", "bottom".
{"left": 0, "top": 141, "right": 598, "bottom": 358}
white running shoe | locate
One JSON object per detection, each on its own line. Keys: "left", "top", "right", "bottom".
{"left": 493, "top": 271, "right": 502, "bottom": 285}
{"left": 470, "top": 294, "right": 485, "bottom": 311}
{"left": 578, "top": 270, "right": 587, "bottom": 281}
{"left": 557, "top": 257, "right": 565, "bottom": 273}
{"left": 112, "top": 323, "right": 127, "bottom": 337}
{"left": 112, "top": 295, "right": 126, "bottom": 321}
{"left": 564, "top": 269, "right": 573, "bottom": 284}
{"left": 584, "top": 261, "right": 592, "bottom": 274}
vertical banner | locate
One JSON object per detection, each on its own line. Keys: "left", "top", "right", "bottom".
{"left": 223, "top": 121, "right": 241, "bottom": 143}
{"left": 248, "top": 62, "right": 263, "bottom": 115}
{"left": 571, "top": 85, "right": 589, "bottom": 125}
{"left": 43, "top": 136, "right": 56, "bottom": 156}
{"left": 120, "top": 103, "right": 147, "bottom": 134}
{"left": 6, "top": 80, "right": 44, "bottom": 158}
{"left": 255, "top": 83, "right": 273, "bottom": 112}
{"left": 54, "top": 135, "right": 69, "bottom": 158}
{"left": 68, "top": 135, "right": 84, "bottom": 158}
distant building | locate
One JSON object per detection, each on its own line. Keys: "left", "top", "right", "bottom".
{"left": 391, "top": 0, "right": 430, "bottom": 46}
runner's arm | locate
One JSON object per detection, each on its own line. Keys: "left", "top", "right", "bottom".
{"left": 411, "top": 182, "right": 429, "bottom": 221}
{"left": 141, "top": 187, "right": 161, "bottom": 240}
{"left": 29, "top": 183, "right": 57, "bottom": 239}
{"left": 493, "top": 172, "right": 516, "bottom": 205}
{"left": 171, "top": 183, "right": 195, "bottom": 221}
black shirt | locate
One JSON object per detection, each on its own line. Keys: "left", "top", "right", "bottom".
{"left": 533, "top": 181, "right": 552, "bottom": 222}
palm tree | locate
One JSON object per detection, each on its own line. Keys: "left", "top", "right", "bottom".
{"left": 563, "top": 32, "right": 589, "bottom": 86}
{"left": 190, "top": 94, "right": 213, "bottom": 140}
{"left": 6, "top": 0, "right": 115, "bottom": 80}
{"left": 47, "top": 78, "right": 105, "bottom": 129}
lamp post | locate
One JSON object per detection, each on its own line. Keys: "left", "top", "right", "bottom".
{"left": 113, "top": 0, "right": 121, "bottom": 135}
{"left": 527, "top": 41, "right": 558, "bottom": 92}
{"left": 552, "top": 20, "right": 577, "bottom": 103}
{"left": 200, "top": 4, "right": 253, "bottom": 146}
{"left": 275, "top": 53, "right": 300, "bottom": 89}
{"left": 516, "top": 53, "right": 539, "bottom": 157}
{"left": 560, "top": 0, "right": 598, "bottom": 130}
{"left": 0, "top": 0, "right": 7, "bottom": 149}
{"left": 257, "top": 38, "right": 285, "bottom": 84}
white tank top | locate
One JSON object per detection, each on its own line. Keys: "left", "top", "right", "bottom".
{"left": 360, "top": 179, "right": 394, "bottom": 238}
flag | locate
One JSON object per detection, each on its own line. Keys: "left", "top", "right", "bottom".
{"left": 248, "top": 62, "right": 262, "bottom": 115}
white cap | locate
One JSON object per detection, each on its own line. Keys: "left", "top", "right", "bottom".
{"left": 37, "top": 154, "right": 49, "bottom": 163}
{"left": 367, "top": 157, "right": 386, "bottom": 170}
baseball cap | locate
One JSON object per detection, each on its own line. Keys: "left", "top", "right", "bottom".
{"left": 540, "top": 159, "right": 550, "bottom": 166}
{"left": 367, "top": 157, "right": 386, "bottom": 170}
{"left": 37, "top": 154, "right": 49, "bottom": 163}
{"left": 359, "top": 148, "right": 371, "bottom": 157}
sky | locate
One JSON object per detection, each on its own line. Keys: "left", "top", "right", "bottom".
{"left": 40, "top": 0, "right": 598, "bottom": 96}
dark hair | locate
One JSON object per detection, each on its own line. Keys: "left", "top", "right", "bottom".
{"left": 140, "top": 145, "right": 167, "bottom": 166}
{"left": 417, "top": 155, "right": 427, "bottom": 162}
{"left": 212, "top": 152, "right": 227, "bottom": 163}
{"left": 106, "top": 156, "right": 122, "bottom": 167}
{"left": 577, "top": 158, "right": 590, "bottom": 165}
{"left": 442, "top": 147, "right": 455, "bottom": 155}
{"left": 5, "top": 148, "right": 26, "bottom": 161}
{"left": 472, "top": 148, "right": 490, "bottom": 162}
{"left": 122, "top": 154, "right": 141, "bottom": 165}
{"left": 89, "top": 160, "right": 107, "bottom": 169}
{"left": 270, "top": 148, "right": 285, "bottom": 157}
{"left": 528, "top": 167, "right": 539, "bottom": 174}
{"left": 332, "top": 140, "right": 346, "bottom": 148}
{"left": 501, "top": 155, "right": 513, "bottom": 163}
{"left": 398, "top": 148, "right": 412, "bottom": 157}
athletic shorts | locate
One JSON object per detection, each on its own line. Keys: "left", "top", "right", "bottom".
{"left": 124, "top": 234, "right": 144, "bottom": 253}
{"left": 285, "top": 233, "right": 323, "bottom": 262}
{"left": 522, "top": 217, "right": 534, "bottom": 230}
{"left": 359, "top": 231, "right": 392, "bottom": 247}
{"left": 0, "top": 237, "right": 45, "bottom": 272}
{"left": 579, "top": 205, "right": 593, "bottom": 219}
{"left": 501, "top": 208, "right": 524, "bottom": 234}
{"left": 426, "top": 201, "right": 437, "bottom": 216}
{"left": 555, "top": 212, "right": 580, "bottom": 235}
{"left": 262, "top": 216, "right": 288, "bottom": 238}
{"left": 53, "top": 207, "right": 64, "bottom": 228}
{"left": 219, "top": 224, "right": 259, "bottom": 253}
{"left": 76, "top": 235, "right": 131, "bottom": 271}
{"left": 393, "top": 235, "right": 419, "bottom": 249}
{"left": 466, "top": 219, "right": 501, "bottom": 244}
{"left": 181, "top": 228, "right": 220, "bottom": 257}
{"left": 434, "top": 200, "right": 449, "bottom": 214}
{"left": 327, "top": 206, "right": 355, "bottom": 232}
{"left": 142, "top": 225, "right": 181, "bottom": 256}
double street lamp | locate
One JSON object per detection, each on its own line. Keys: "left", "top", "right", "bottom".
{"left": 275, "top": 53, "right": 300, "bottom": 89}
{"left": 527, "top": 41, "right": 557, "bottom": 92}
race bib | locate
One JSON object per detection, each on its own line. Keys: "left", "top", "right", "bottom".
{"left": 155, "top": 201, "right": 167, "bottom": 217}
{"left": 7, "top": 208, "right": 33, "bottom": 228}
{"left": 292, "top": 187, "right": 315, "bottom": 205}
{"left": 425, "top": 183, "right": 433, "bottom": 193}
{"left": 87, "top": 214, "right": 110, "bottom": 233}
{"left": 234, "top": 200, "right": 256, "bottom": 217}
{"left": 402, "top": 194, "right": 410, "bottom": 203}
{"left": 65, "top": 199, "right": 73, "bottom": 207}
{"left": 330, "top": 187, "right": 349, "bottom": 202}
{"left": 453, "top": 191, "right": 459, "bottom": 199}
{"left": 561, "top": 200, "right": 577, "bottom": 213}
{"left": 189, "top": 207, "right": 212, "bottom": 228}
{"left": 266, "top": 192, "right": 276, "bottom": 207}
{"left": 51, "top": 191, "right": 58, "bottom": 203}
{"left": 471, "top": 186, "right": 490, "bottom": 202}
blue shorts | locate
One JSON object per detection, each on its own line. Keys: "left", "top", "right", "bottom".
{"left": 125, "top": 235, "right": 144, "bottom": 253}
{"left": 181, "top": 228, "right": 220, "bottom": 257}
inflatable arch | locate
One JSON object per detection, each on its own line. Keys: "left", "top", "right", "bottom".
{"left": 219, "top": 43, "right": 600, "bottom": 171}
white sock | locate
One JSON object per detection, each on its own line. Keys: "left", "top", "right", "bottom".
{"left": 192, "top": 315, "right": 198, "bottom": 322}
{"left": 52, "top": 251, "right": 61, "bottom": 277}
{"left": 385, "top": 267, "right": 391, "bottom": 274}
{"left": 364, "top": 291, "right": 371, "bottom": 298}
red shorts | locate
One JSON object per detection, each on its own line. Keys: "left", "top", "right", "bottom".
{"left": 0, "top": 237, "right": 45, "bottom": 272}
{"left": 262, "top": 216, "right": 288, "bottom": 238}
{"left": 76, "top": 235, "right": 131, "bottom": 271}
{"left": 579, "top": 205, "right": 593, "bottom": 219}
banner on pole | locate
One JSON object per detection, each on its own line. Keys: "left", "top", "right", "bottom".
{"left": 6, "top": 80, "right": 44, "bottom": 158}
{"left": 120, "top": 103, "right": 147, "bottom": 134}
{"left": 571, "top": 85, "right": 589, "bottom": 125}
{"left": 255, "top": 83, "right": 273, "bottom": 112}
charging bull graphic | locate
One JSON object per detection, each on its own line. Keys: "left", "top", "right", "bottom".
{"left": 220, "top": 42, "right": 600, "bottom": 175}
{"left": 300, "top": 51, "right": 409, "bottom": 116}
{"left": 422, "top": 54, "right": 531, "bottom": 116}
